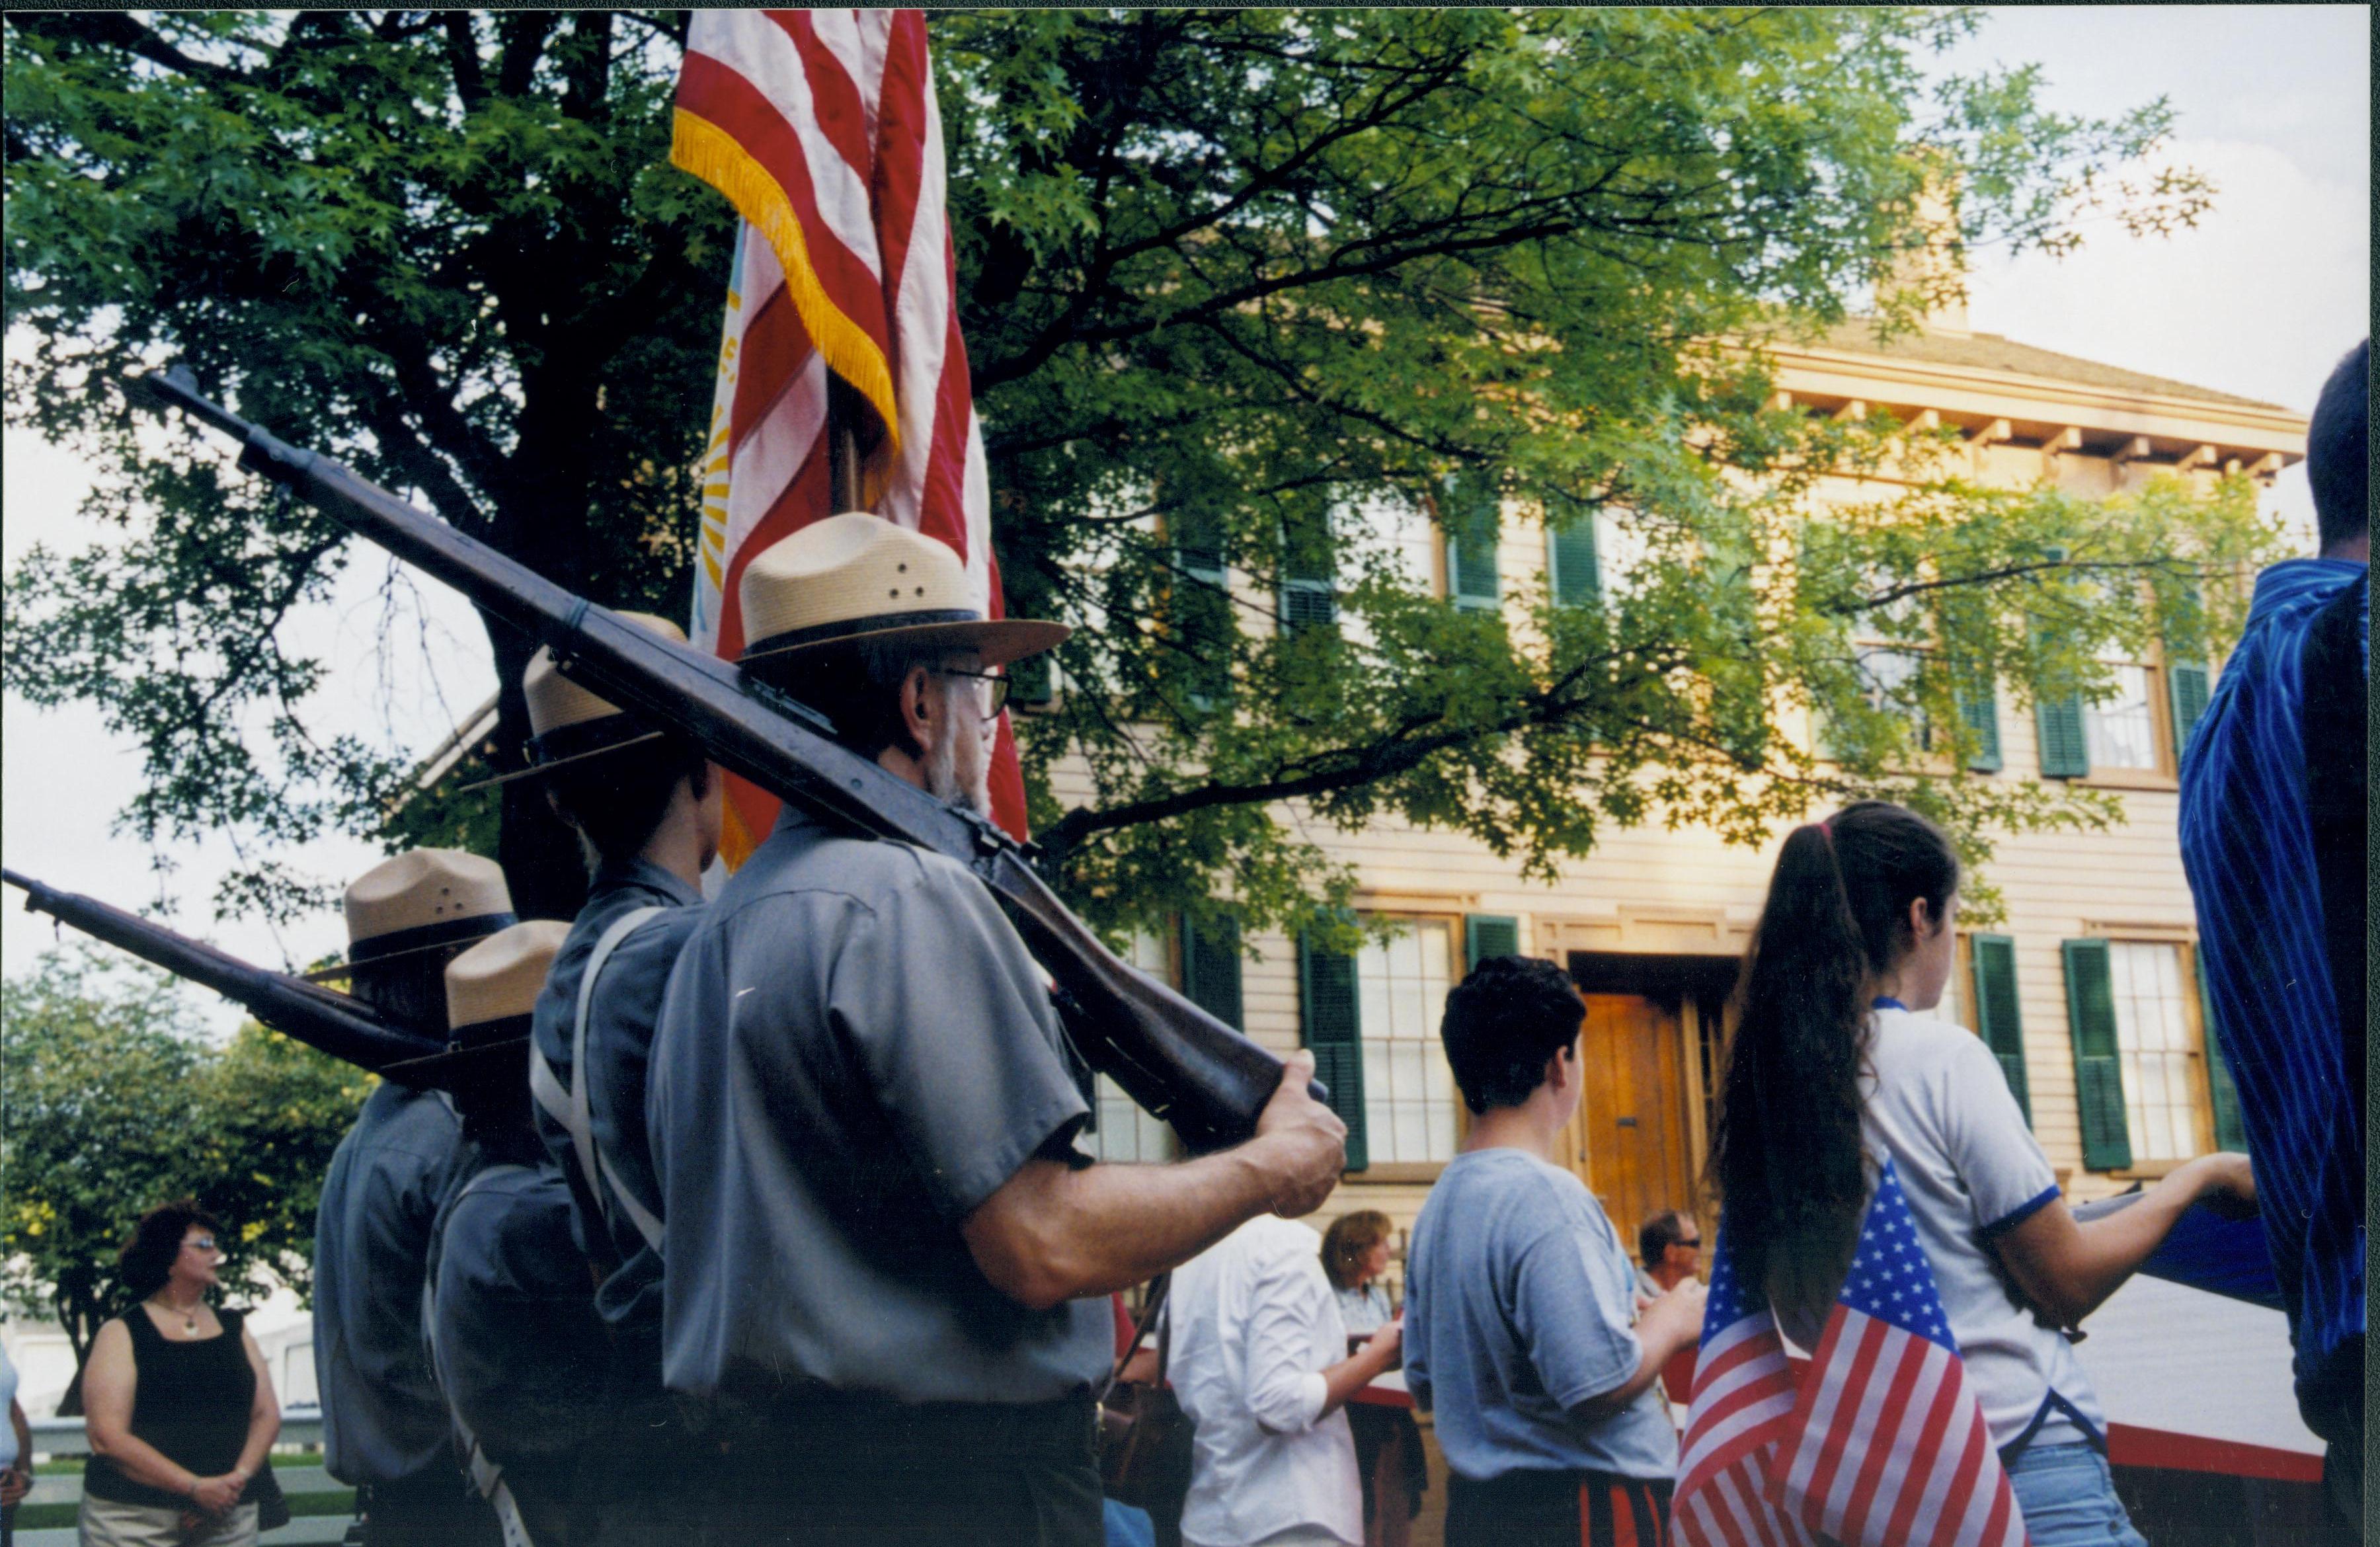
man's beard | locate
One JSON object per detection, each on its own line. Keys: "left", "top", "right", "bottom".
{"left": 924, "top": 708, "right": 992, "bottom": 817}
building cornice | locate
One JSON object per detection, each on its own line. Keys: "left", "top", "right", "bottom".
{"left": 1761, "top": 341, "right": 2305, "bottom": 470}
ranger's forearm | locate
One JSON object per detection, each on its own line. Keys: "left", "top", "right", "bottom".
{"left": 964, "top": 1141, "right": 1296, "bottom": 1309}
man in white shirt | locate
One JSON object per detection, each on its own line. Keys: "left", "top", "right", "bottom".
{"left": 1169, "top": 1214, "right": 1405, "bottom": 1547}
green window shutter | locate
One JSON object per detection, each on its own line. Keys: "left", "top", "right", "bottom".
{"left": 2036, "top": 692, "right": 2090, "bottom": 777}
{"left": 1179, "top": 914, "right": 1245, "bottom": 1031}
{"left": 1280, "top": 578, "right": 1336, "bottom": 635}
{"left": 2061, "top": 939, "right": 2133, "bottom": 1171}
{"left": 2168, "top": 661, "right": 2211, "bottom": 758}
{"left": 2030, "top": 566, "right": 2089, "bottom": 777}
{"left": 1464, "top": 914, "right": 1520, "bottom": 969}
{"left": 2196, "top": 954, "right": 2247, "bottom": 1153}
{"left": 2162, "top": 580, "right": 2213, "bottom": 761}
{"left": 1173, "top": 512, "right": 1234, "bottom": 711}
{"left": 1298, "top": 932, "right": 1367, "bottom": 1171}
{"left": 1279, "top": 514, "right": 1338, "bottom": 637}
{"left": 1958, "top": 677, "right": 2004, "bottom": 774}
{"left": 1444, "top": 471, "right": 1501, "bottom": 613}
{"left": 1969, "top": 934, "right": 2031, "bottom": 1123}
{"left": 1546, "top": 503, "right": 1601, "bottom": 608}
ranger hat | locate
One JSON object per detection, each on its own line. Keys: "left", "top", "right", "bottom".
{"left": 465, "top": 611, "right": 691, "bottom": 789}
{"left": 377, "top": 919, "right": 570, "bottom": 1090}
{"left": 335, "top": 848, "right": 516, "bottom": 971}
{"left": 738, "top": 512, "right": 1068, "bottom": 670}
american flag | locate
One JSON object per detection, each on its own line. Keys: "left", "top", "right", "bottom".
{"left": 673, "top": 9, "right": 1031, "bottom": 859}
{"left": 1672, "top": 1218, "right": 1819, "bottom": 1547}
{"left": 1673, "top": 1162, "right": 2028, "bottom": 1547}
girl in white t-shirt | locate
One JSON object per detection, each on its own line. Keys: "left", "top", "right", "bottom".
{"left": 1707, "top": 801, "right": 2256, "bottom": 1547}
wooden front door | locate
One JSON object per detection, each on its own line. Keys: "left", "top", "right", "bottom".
{"left": 1561, "top": 993, "right": 1694, "bottom": 1238}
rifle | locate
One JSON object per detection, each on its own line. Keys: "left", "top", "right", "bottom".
{"left": 3, "top": 867, "right": 445, "bottom": 1076}
{"left": 126, "top": 367, "right": 1311, "bottom": 1150}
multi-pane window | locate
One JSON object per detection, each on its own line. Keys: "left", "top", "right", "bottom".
{"left": 1092, "top": 1074, "right": 1174, "bottom": 1163}
{"left": 2106, "top": 941, "right": 2200, "bottom": 1163}
{"left": 1355, "top": 922, "right": 1463, "bottom": 1164}
{"left": 2082, "top": 663, "right": 2160, "bottom": 770}
{"left": 1857, "top": 645, "right": 1923, "bottom": 711}
{"left": 1089, "top": 934, "right": 1180, "bottom": 1164}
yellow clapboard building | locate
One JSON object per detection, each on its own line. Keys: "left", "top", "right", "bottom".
{"left": 1058, "top": 308, "right": 2307, "bottom": 1264}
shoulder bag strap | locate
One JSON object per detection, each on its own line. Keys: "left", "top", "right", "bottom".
{"left": 1097, "top": 1273, "right": 1171, "bottom": 1406}
{"left": 529, "top": 906, "right": 667, "bottom": 1251}
{"left": 420, "top": 1169, "right": 539, "bottom": 1547}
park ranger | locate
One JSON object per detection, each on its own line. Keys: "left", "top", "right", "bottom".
{"left": 418, "top": 920, "right": 610, "bottom": 1547}
{"left": 508, "top": 612, "right": 723, "bottom": 1546}
{"left": 311, "top": 850, "right": 514, "bottom": 1547}
{"left": 646, "top": 513, "right": 1350, "bottom": 1547}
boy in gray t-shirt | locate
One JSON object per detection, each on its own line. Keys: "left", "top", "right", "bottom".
{"left": 1404, "top": 957, "right": 1706, "bottom": 1547}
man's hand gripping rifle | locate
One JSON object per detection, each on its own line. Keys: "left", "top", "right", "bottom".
{"left": 126, "top": 366, "right": 1318, "bottom": 1150}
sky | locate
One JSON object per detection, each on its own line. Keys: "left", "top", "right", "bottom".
{"left": 1, "top": 5, "right": 2370, "bottom": 1016}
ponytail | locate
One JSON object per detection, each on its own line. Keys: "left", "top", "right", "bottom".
{"left": 1707, "top": 801, "right": 1958, "bottom": 1311}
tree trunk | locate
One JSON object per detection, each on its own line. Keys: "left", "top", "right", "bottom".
{"left": 479, "top": 360, "right": 604, "bottom": 924}
{"left": 483, "top": 612, "right": 592, "bottom": 922}
{"left": 52, "top": 1292, "right": 98, "bottom": 1418}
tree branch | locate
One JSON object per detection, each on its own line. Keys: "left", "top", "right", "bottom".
{"left": 1041, "top": 641, "right": 1686, "bottom": 851}
{"left": 1837, "top": 555, "right": 2200, "bottom": 616}
{"left": 8, "top": 12, "right": 247, "bottom": 83}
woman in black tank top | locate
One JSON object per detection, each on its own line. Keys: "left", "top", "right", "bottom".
{"left": 77, "top": 1202, "right": 280, "bottom": 1547}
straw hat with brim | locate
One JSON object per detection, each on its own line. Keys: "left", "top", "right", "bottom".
{"left": 738, "top": 512, "right": 1069, "bottom": 670}
{"left": 463, "top": 612, "right": 692, "bottom": 791}
{"left": 378, "top": 919, "right": 570, "bottom": 1086}
{"left": 311, "top": 848, "right": 516, "bottom": 980}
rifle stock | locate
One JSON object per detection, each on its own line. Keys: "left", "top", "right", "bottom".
{"left": 3, "top": 867, "right": 444, "bottom": 1076}
{"left": 127, "top": 368, "right": 1310, "bottom": 1150}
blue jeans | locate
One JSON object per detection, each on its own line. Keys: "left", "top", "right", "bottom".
{"left": 2006, "top": 1444, "right": 2147, "bottom": 1547}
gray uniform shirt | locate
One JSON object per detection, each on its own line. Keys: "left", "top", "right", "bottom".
{"left": 647, "top": 807, "right": 1107, "bottom": 1410}
{"left": 529, "top": 857, "right": 705, "bottom": 1344}
{"left": 426, "top": 1160, "right": 610, "bottom": 1484}
{"left": 312, "top": 1081, "right": 471, "bottom": 1486}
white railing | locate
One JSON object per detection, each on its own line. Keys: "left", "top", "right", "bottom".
{"left": 28, "top": 1407, "right": 325, "bottom": 1460}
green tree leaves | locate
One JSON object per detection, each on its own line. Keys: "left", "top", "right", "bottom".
{"left": 4, "top": 9, "right": 2262, "bottom": 945}
{"left": 0, "top": 947, "right": 366, "bottom": 1406}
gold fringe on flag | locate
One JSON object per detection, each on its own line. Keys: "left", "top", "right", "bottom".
{"left": 671, "top": 108, "right": 902, "bottom": 456}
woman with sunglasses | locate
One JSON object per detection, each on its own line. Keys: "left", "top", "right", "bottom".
{"left": 79, "top": 1201, "right": 280, "bottom": 1547}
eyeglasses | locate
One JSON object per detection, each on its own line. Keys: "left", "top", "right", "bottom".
{"left": 934, "top": 666, "right": 1010, "bottom": 720}
{"left": 182, "top": 1236, "right": 220, "bottom": 1255}
{"left": 1675, "top": 1239, "right": 1702, "bottom": 1251}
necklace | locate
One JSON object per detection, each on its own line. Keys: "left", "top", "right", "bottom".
{"left": 149, "top": 1295, "right": 200, "bottom": 1334}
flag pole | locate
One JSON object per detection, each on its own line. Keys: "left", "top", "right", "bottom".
{"left": 827, "top": 374, "right": 866, "bottom": 512}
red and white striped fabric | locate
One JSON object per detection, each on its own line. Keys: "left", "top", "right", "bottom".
{"left": 675, "top": 9, "right": 1029, "bottom": 861}
{"left": 1673, "top": 1162, "right": 2027, "bottom": 1547}
{"left": 1673, "top": 1240, "right": 1817, "bottom": 1547}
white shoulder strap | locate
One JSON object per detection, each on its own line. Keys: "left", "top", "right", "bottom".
{"left": 530, "top": 906, "right": 667, "bottom": 1253}
{"left": 420, "top": 1171, "right": 537, "bottom": 1547}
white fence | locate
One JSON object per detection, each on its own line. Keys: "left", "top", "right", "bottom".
{"left": 28, "top": 1407, "right": 325, "bottom": 1460}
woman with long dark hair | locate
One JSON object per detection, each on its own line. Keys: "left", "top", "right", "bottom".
{"left": 1708, "top": 801, "right": 2254, "bottom": 1547}
{"left": 78, "top": 1201, "right": 279, "bottom": 1547}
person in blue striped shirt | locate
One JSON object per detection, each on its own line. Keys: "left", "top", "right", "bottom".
{"left": 2178, "top": 338, "right": 2367, "bottom": 1537}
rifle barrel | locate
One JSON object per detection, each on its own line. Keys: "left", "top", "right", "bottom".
{"left": 3, "top": 867, "right": 444, "bottom": 1076}
{"left": 127, "top": 368, "right": 1304, "bottom": 1148}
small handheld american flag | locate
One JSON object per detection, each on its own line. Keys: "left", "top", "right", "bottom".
{"left": 1673, "top": 1161, "right": 2028, "bottom": 1547}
